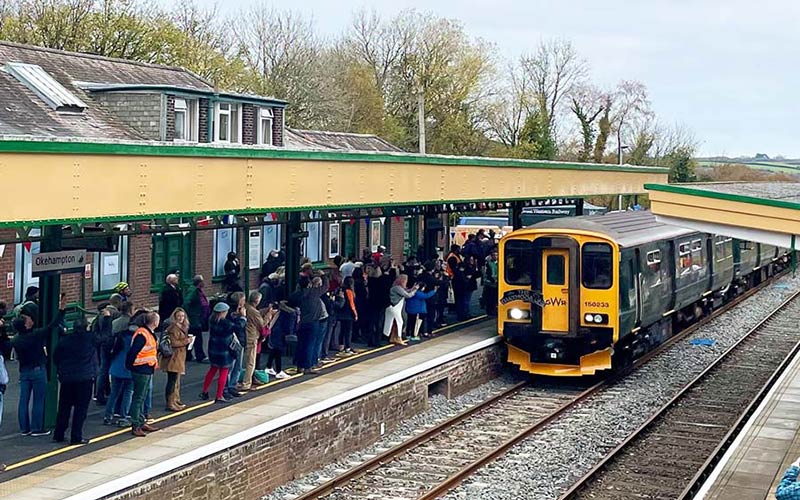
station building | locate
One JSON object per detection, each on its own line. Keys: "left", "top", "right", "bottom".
{"left": 0, "top": 41, "right": 427, "bottom": 310}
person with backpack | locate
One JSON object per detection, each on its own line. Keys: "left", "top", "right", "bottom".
{"left": 14, "top": 286, "right": 39, "bottom": 324}
{"left": 92, "top": 302, "right": 117, "bottom": 406}
{"left": 53, "top": 314, "right": 97, "bottom": 445}
{"left": 105, "top": 303, "right": 136, "bottom": 427}
{"left": 158, "top": 308, "right": 192, "bottom": 411}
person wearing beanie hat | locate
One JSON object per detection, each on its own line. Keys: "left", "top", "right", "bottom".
{"left": 200, "top": 301, "right": 246, "bottom": 403}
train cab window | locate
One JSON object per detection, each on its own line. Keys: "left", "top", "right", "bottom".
{"left": 546, "top": 255, "right": 565, "bottom": 285}
{"left": 582, "top": 243, "right": 613, "bottom": 289}
{"left": 504, "top": 239, "right": 534, "bottom": 285}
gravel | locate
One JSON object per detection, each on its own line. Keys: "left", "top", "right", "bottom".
{"left": 443, "top": 275, "right": 800, "bottom": 500}
{"left": 262, "top": 375, "right": 521, "bottom": 500}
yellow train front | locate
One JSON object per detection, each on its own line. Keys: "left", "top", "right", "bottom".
{"left": 498, "top": 211, "right": 789, "bottom": 377}
{"left": 498, "top": 220, "right": 620, "bottom": 376}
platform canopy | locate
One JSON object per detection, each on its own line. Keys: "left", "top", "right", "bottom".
{"left": 0, "top": 139, "right": 667, "bottom": 227}
{"left": 646, "top": 182, "right": 800, "bottom": 247}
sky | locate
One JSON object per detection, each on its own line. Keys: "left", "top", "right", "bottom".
{"left": 201, "top": 0, "right": 800, "bottom": 158}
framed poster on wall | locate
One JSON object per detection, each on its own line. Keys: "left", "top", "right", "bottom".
{"left": 328, "top": 222, "right": 340, "bottom": 258}
{"left": 370, "top": 220, "right": 382, "bottom": 252}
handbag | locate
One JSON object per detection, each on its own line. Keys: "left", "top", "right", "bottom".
{"left": 229, "top": 335, "right": 243, "bottom": 355}
{"left": 0, "top": 355, "right": 9, "bottom": 386}
{"left": 158, "top": 332, "right": 173, "bottom": 358}
{"left": 447, "top": 283, "right": 455, "bottom": 304}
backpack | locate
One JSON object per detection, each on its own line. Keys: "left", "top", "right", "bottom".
{"left": 13, "top": 300, "right": 34, "bottom": 318}
{"left": 92, "top": 317, "right": 113, "bottom": 349}
{"left": 158, "top": 331, "right": 173, "bottom": 358}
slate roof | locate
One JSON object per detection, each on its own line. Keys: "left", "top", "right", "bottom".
{"left": 0, "top": 41, "right": 214, "bottom": 140}
{"left": 285, "top": 128, "right": 404, "bottom": 152}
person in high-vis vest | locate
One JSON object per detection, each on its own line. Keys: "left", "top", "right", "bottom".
{"left": 125, "top": 311, "right": 160, "bottom": 437}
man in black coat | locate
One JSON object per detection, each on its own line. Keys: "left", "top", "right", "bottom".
{"left": 158, "top": 274, "right": 183, "bottom": 326}
{"left": 53, "top": 314, "right": 98, "bottom": 445}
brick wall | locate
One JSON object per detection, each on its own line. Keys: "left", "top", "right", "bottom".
{"left": 108, "top": 344, "right": 504, "bottom": 500}
{"left": 272, "top": 107, "right": 284, "bottom": 147}
{"left": 92, "top": 92, "right": 163, "bottom": 141}
{"left": 165, "top": 95, "right": 176, "bottom": 142}
{"left": 199, "top": 98, "right": 210, "bottom": 143}
{"left": 242, "top": 104, "right": 256, "bottom": 145}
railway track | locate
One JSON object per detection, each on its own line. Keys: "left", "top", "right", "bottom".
{"left": 559, "top": 290, "right": 800, "bottom": 500}
{"left": 291, "top": 274, "right": 789, "bottom": 500}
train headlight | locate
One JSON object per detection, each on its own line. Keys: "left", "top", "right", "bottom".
{"left": 584, "top": 313, "right": 595, "bottom": 323}
{"left": 508, "top": 308, "right": 529, "bottom": 320}
{"left": 593, "top": 314, "right": 603, "bottom": 323}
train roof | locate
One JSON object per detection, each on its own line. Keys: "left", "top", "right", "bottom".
{"left": 531, "top": 210, "right": 696, "bottom": 248}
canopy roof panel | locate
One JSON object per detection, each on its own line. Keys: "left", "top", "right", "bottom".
{"left": 0, "top": 139, "right": 668, "bottom": 227}
{"left": 646, "top": 182, "right": 800, "bottom": 247}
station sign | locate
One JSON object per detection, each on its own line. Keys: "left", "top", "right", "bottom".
{"left": 32, "top": 250, "right": 87, "bottom": 277}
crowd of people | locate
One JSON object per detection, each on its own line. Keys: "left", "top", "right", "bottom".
{"left": 0, "top": 233, "right": 499, "bottom": 464}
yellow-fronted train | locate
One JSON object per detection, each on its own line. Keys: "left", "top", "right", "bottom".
{"left": 498, "top": 211, "right": 790, "bottom": 376}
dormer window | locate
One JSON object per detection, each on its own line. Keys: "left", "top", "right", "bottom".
{"left": 214, "top": 102, "right": 241, "bottom": 143}
{"left": 173, "top": 98, "right": 198, "bottom": 141}
{"left": 258, "top": 107, "right": 273, "bottom": 145}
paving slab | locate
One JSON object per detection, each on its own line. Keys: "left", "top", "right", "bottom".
{"left": 0, "top": 320, "right": 498, "bottom": 499}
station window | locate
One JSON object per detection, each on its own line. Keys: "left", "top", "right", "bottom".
{"left": 14, "top": 228, "right": 41, "bottom": 305}
{"left": 503, "top": 239, "right": 533, "bottom": 285}
{"left": 546, "top": 255, "right": 565, "bottom": 285}
{"left": 214, "top": 102, "right": 241, "bottom": 143}
{"left": 582, "top": 243, "right": 613, "bottom": 289}
{"left": 93, "top": 236, "right": 129, "bottom": 293}
{"left": 213, "top": 226, "right": 238, "bottom": 277}
{"left": 258, "top": 108, "right": 273, "bottom": 145}
{"left": 303, "top": 222, "right": 323, "bottom": 263}
{"left": 173, "top": 98, "right": 198, "bottom": 142}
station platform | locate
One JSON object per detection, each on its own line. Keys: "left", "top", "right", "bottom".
{"left": 698, "top": 345, "right": 800, "bottom": 500}
{"left": 0, "top": 317, "right": 499, "bottom": 500}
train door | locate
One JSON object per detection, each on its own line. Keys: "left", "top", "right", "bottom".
{"left": 541, "top": 248, "right": 570, "bottom": 332}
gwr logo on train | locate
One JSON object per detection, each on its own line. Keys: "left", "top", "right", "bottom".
{"left": 543, "top": 297, "right": 567, "bottom": 307}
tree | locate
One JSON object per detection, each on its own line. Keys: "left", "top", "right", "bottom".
{"left": 569, "top": 85, "right": 604, "bottom": 162}
{"left": 611, "top": 80, "right": 651, "bottom": 161}
{"left": 232, "top": 6, "right": 327, "bottom": 128}
{"left": 592, "top": 95, "right": 612, "bottom": 163}
{"left": 666, "top": 146, "right": 697, "bottom": 182}
{"left": 484, "top": 61, "right": 530, "bottom": 148}
{"left": 518, "top": 109, "right": 557, "bottom": 160}
{"left": 520, "top": 39, "right": 586, "bottom": 146}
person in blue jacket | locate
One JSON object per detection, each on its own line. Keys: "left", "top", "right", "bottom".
{"left": 105, "top": 306, "right": 137, "bottom": 427}
{"left": 777, "top": 459, "right": 800, "bottom": 500}
{"left": 405, "top": 283, "right": 437, "bottom": 341}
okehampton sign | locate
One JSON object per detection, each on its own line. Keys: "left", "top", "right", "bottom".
{"left": 32, "top": 250, "right": 87, "bottom": 277}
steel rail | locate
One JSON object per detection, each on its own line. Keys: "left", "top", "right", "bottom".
{"left": 557, "top": 288, "right": 800, "bottom": 500}
{"left": 294, "top": 270, "right": 787, "bottom": 500}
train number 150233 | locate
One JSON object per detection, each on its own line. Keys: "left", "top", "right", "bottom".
{"left": 584, "top": 301, "right": 610, "bottom": 308}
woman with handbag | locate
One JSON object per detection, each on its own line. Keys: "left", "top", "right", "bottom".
{"left": 158, "top": 308, "right": 192, "bottom": 411}
{"left": 199, "top": 302, "right": 245, "bottom": 404}
{"left": 383, "top": 275, "right": 418, "bottom": 346}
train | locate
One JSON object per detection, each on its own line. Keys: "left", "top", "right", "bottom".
{"left": 497, "top": 210, "right": 790, "bottom": 377}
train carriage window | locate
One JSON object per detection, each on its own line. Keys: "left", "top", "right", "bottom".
{"left": 546, "top": 255, "right": 565, "bottom": 285}
{"left": 504, "top": 239, "right": 534, "bottom": 285}
{"left": 679, "top": 241, "right": 693, "bottom": 275}
{"left": 645, "top": 249, "right": 664, "bottom": 289}
{"left": 646, "top": 250, "right": 661, "bottom": 269}
{"left": 582, "top": 243, "right": 613, "bottom": 289}
{"left": 715, "top": 236, "right": 733, "bottom": 261}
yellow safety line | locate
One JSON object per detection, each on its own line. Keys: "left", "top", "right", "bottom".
{"left": 4, "top": 315, "right": 489, "bottom": 471}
